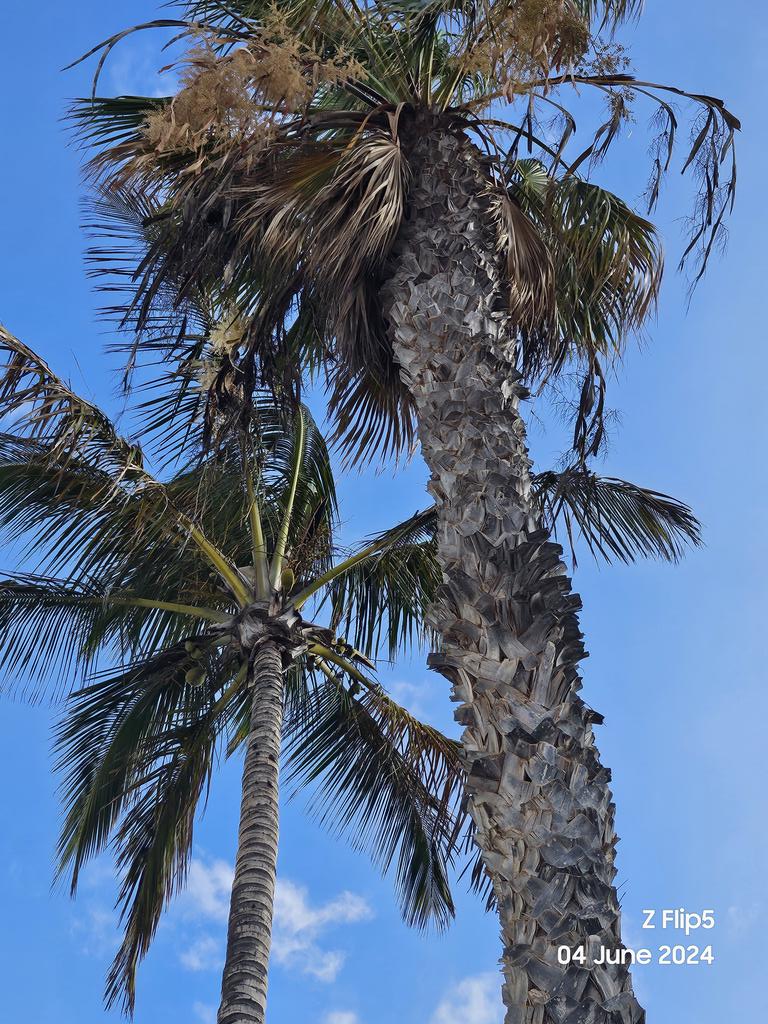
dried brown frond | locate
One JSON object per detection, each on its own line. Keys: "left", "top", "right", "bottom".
{"left": 487, "top": 180, "right": 555, "bottom": 338}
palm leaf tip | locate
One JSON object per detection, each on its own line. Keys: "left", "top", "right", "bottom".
{"left": 533, "top": 469, "right": 702, "bottom": 565}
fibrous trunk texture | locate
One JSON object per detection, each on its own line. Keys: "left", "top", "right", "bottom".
{"left": 218, "top": 640, "right": 284, "bottom": 1024}
{"left": 382, "top": 130, "right": 644, "bottom": 1024}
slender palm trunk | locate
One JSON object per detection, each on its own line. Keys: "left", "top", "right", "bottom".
{"left": 218, "top": 640, "right": 284, "bottom": 1024}
{"left": 382, "top": 130, "right": 644, "bottom": 1024}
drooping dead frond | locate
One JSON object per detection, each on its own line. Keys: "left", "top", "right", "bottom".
{"left": 503, "top": 72, "right": 739, "bottom": 283}
{"left": 488, "top": 178, "right": 555, "bottom": 338}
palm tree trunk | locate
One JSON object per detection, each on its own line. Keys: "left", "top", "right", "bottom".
{"left": 382, "top": 130, "right": 644, "bottom": 1024}
{"left": 218, "top": 640, "right": 284, "bottom": 1024}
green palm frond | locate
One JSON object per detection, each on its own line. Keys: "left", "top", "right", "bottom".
{"left": 105, "top": 711, "right": 216, "bottom": 1015}
{"left": 322, "top": 509, "right": 440, "bottom": 661}
{"left": 0, "top": 439, "right": 180, "bottom": 589}
{"left": 0, "top": 574, "right": 221, "bottom": 699}
{"left": 0, "top": 331, "right": 253, "bottom": 604}
{"left": 510, "top": 164, "right": 663, "bottom": 373}
{"left": 55, "top": 644, "right": 233, "bottom": 888}
{"left": 55, "top": 644, "right": 238, "bottom": 1013}
{"left": 71, "top": 95, "right": 171, "bottom": 155}
{"left": 0, "top": 326, "right": 144, "bottom": 481}
{"left": 283, "top": 673, "right": 465, "bottom": 929}
{"left": 0, "top": 438, "right": 235, "bottom": 611}
{"left": 533, "top": 468, "right": 702, "bottom": 564}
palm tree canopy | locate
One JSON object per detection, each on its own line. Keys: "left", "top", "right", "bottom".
{"left": 0, "top": 323, "right": 467, "bottom": 1013}
{"left": 71, "top": 0, "right": 738, "bottom": 461}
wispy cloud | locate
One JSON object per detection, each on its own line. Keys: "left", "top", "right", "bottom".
{"left": 183, "top": 858, "right": 234, "bottom": 922}
{"left": 193, "top": 1001, "right": 217, "bottom": 1024}
{"left": 71, "top": 902, "right": 120, "bottom": 959}
{"left": 177, "top": 860, "right": 372, "bottom": 984}
{"left": 324, "top": 1013, "right": 360, "bottom": 1024}
{"left": 180, "top": 935, "right": 224, "bottom": 972}
{"left": 389, "top": 680, "right": 434, "bottom": 719}
{"left": 106, "top": 39, "right": 178, "bottom": 98}
{"left": 430, "top": 974, "right": 503, "bottom": 1024}
{"left": 727, "top": 902, "right": 762, "bottom": 935}
{"left": 79, "top": 856, "right": 117, "bottom": 891}
{"left": 272, "top": 878, "right": 373, "bottom": 983}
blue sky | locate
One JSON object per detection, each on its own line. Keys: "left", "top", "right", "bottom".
{"left": 0, "top": 3, "right": 766, "bottom": 1023}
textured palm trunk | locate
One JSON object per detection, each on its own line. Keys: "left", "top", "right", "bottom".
{"left": 217, "top": 640, "right": 284, "bottom": 1024}
{"left": 382, "top": 130, "right": 644, "bottom": 1024}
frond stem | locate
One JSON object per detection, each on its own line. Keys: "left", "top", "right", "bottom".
{"left": 293, "top": 538, "right": 383, "bottom": 611}
{"left": 244, "top": 452, "right": 271, "bottom": 601}
{"left": 270, "top": 408, "right": 306, "bottom": 588}
{"left": 308, "top": 643, "right": 378, "bottom": 692}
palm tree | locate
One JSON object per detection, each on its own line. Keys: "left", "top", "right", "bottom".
{"left": 0, "top": 325, "right": 467, "bottom": 1022}
{"left": 66, "top": 5, "right": 738, "bottom": 1020}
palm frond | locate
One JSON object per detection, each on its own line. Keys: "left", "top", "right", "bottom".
{"left": 321, "top": 508, "right": 439, "bottom": 660}
{"left": 283, "top": 673, "right": 466, "bottom": 929}
{"left": 0, "top": 435, "right": 236, "bottom": 619}
{"left": 55, "top": 645, "right": 242, "bottom": 1013}
{"left": 525, "top": 73, "right": 739, "bottom": 283}
{"left": 0, "top": 574, "right": 218, "bottom": 700}
{"left": 326, "top": 306, "right": 417, "bottom": 466}
{"left": 0, "top": 326, "right": 144, "bottom": 482}
{"left": 507, "top": 162, "right": 663, "bottom": 376}
{"left": 533, "top": 468, "right": 702, "bottom": 564}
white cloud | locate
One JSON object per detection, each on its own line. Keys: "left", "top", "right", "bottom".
{"left": 275, "top": 879, "right": 371, "bottom": 933}
{"left": 324, "top": 1013, "right": 359, "bottom": 1024}
{"left": 431, "top": 974, "right": 503, "bottom": 1024}
{"left": 71, "top": 902, "right": 120, "bottom": 958}
{"left": 272, "top": 879, "right": 373, "bottom": 984}
{"left": 107, "top": 39, "right": 177, "bottom": 98}
{"left": 79, "top": 856, "right": 116, "bottom": 891}
{"left": 180, "top": 935, "right": 224, "bottom": 972}
{"left": 727, "top": 902, "right": 762, "bottom": 935}
{"left": 389, "top": 680, "right": 434, "bottom": 719}
{"left": 183, "top": 859, "right": 234, "bottom": 922}
{"left": 193, "top": 1002, "right": 217, "bottom": 1024}
{"left": 176, "top": 862, "right": 371, "bottom": 983}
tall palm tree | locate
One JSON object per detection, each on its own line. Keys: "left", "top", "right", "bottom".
{"left": 66, "top": 5, "right": 737, "bottom": 1021}
{"left": 0, "top": 325, "right": 466, "bottom": 1022}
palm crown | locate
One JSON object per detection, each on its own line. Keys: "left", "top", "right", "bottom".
{"left": 0, "top": 326, "right": 466, "bottom": 1012}
{"left": 73, "top": 0, "right": 737, "bottom": 462}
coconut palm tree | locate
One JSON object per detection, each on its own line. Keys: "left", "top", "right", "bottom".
{"left": 65, "top": 5, "right": 738, "bottom": 1021}
{"left": 0, "top": 324, "right": 467, "bottom": 1021}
